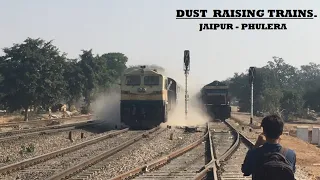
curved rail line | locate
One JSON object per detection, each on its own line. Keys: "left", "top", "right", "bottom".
{"left": 0, "top": 128, "right": 129, "bottom": 176}
{"left": 47, "top": 126, "right": 160, "bottom": 180}
{"left": 193, "top": 125, "right": 217, "bottom": 180}
{"left": 213, "top": 120, "right": 254, "bottom": 180}
{"left": 0, "top": 119, "right": 100, "bottom": 142}
{"left": 110, "top": 124, "right": 211, "bottom": 180}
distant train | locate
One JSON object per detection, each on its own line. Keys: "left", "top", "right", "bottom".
{"left": 120, "top": 66, "right": 178, "bottom": 129}
{"left": 200, "top": 80, "right": 231, "bottom": 121}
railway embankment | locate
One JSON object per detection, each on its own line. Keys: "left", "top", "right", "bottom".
{"left": 230, "top": 112, "right": 320, "bottom": 180}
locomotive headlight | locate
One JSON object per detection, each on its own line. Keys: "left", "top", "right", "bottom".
{"left": 137, "top": 87, "right": 147, "bottom": 93}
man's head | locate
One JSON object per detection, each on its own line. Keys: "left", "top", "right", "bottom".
{"left": 261, "top": 114, "right": 284, "bottom": 139}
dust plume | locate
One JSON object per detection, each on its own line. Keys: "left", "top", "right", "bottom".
{"left": 164, "top": 79, "right": 211, "bottom": 127}
{"left": 165, "top": 95, "right": 210, "bottom": 127}
{"left": 91, "top": 90, "right": 121, "bottom": 128}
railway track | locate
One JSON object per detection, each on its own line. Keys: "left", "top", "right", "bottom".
{"left": 213, "top": 120, "right": 254, "bottom": 180}
{"left": 110, "top": 125, "right": 211, "bottom": 180}
{"left": 132, "top": 142, "right": 207, "bottom": 180}
{"left": 107, "top": 121, "right": 254, "bottom": 180}
{"left": 0, "top": 128, "right": 131, "bottom": 179}
{"left": 44, "top": 127, "right": 160, "bottom": 180}
{"left": 0, "top": 119, "right": 99, "bottom": 142}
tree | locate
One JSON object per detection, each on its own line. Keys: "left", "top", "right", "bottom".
{"left": 79, "top": 49, "right": 97, "bottom": 111}
{"left": 100, "top": 53, "right": 128, "bottom": 78}
{"left": 226, "top": 57, "right": 308, "bottom": 118}
{"left": 95, "top": 54, "right": 117, "bottom": 92}
{"left": 281, "top": 89, "right": 304, "bottom": 115}
{"left": 304, "top": 88, "right": 320, "bottom": 112}
{"left": 0, "top": 72, "right": 4, "bottom": 109}
{"left": 0, "top": 38, "right": 66, "bottom": 121}
{"left": 64, "top": 59, "right": 84, "bottom": 110}
{"left": 227, "top": 72, "right": 250, "bottom": 111}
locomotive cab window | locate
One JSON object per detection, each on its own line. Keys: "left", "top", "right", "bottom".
{"left": 125, "top": 75, "right": 141, "bottom": 86}
{"left": 144, "top": 76, "right": 160, "bottom": 86}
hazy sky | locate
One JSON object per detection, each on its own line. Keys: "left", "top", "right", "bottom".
{"left": 1, "top": 0, "right": 319, "bottom": 92}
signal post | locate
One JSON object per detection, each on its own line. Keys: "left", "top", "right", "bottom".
{"left": 184, "top": 50, "right": 190, "bottom": 120}
{"left": 249, "top": 66, "right": 255, "bottom": 125}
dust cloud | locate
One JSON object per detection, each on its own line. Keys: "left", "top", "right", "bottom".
{"left": 164, "top": 77, "right": 211, "bottom": 127}
{"left": 164, "top": 94, "right": 210, "bottom": 127}
{"left": 91, "top": 91, "right": 121, "bottom": 128}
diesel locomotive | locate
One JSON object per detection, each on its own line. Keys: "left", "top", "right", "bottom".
{"left": 200, "top": 80, "right": 231, "bottom": 121}
{"left": 120, "top": 66, "right": 178, "bottom": 129}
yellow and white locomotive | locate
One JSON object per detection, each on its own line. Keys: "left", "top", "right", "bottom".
{"left": 120, "top": 66, "right": 178, "bottom": 129}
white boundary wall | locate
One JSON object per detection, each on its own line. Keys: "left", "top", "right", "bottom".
{"left": 311, "top": 127, "right": 320, "bottom": 144}
{"left": 319, "top": 129, "right": 320, "bottom": 145}
{"left": 296, "top": 126, "right": 309, "bottom": 142}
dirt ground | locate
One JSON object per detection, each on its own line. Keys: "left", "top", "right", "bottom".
{"left": 0, "top": 115, "right": 25, "bottom": 123}
{"left": 232, "top": 112, "right": 320, "bottom": 180}
{"left": 0, "top": 111, "right": 83, "bottom": 124}
{"left": 0, "top": 114, "right": 52, "bottom": 124}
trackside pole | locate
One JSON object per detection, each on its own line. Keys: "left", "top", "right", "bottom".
{"left": 249, "top": 66, "right": 255, "bottom": 125}
{"left": 184, "top": 50, "right": 190, "bottom": 120}
{"left": 250, "top": 81, "right": 254, "bottom": 124}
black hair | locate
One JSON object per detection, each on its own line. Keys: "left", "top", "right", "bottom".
{"left": 261, "top": 114, "right": 284, "bottom": 139}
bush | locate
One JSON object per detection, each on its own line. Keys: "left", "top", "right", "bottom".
{"left": 80, "top": 106, "right": 89, "bottom": 114}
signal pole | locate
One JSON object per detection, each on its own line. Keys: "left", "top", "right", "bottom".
{"left": 184, "top": 50, "right": 190, "bottom": 120}
{"left": 249, "top": 66, "right": 255, "bottom": 125}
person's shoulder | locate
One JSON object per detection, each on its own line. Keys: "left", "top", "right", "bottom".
{"left": 246, "top": 146, "right": 263, "bottom": 156}
{"left": 283, "top": 147, "right": 296, "bottom": 155}
{"left": 287, "top": 148, "right": 296, "bottom": 156}
{"left": 283, "top": 147, "right": 296, "bottom": 160}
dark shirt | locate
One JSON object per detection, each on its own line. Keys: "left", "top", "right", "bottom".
{"left": 241, "top": 142, "right": 296, "bottom": 178}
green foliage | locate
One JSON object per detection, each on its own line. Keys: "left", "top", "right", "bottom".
{"left": 0, "top": 38, "right": 66, "bottom": 120}
{"left": 64, "top": 59, "right": 84, "bottom": 107}
{"left": 226, "top": 57, "right": 320, "bottom": 120}
{"left": 19, "top": 144, "right": 35, "bottom": 155}
{"left": 0, "top": 38, "right": 128, "bottom": 117}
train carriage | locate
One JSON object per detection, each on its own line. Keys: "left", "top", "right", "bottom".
{"left": 200, "top": 81, "right": 231, "bottom": 121}
{"left": 120, "top": 66, "right": 177, "bottom": 129}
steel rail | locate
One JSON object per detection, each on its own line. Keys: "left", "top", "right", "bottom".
{"left": 194, "top": 120, "right": 255, "bottom": 180}
{"left": 225, "top": 119, "right": 255, "bottom": 148}
{"left": 215, "top": 123, "right": 240, "bottom": 167}
{"left": 216, "top": 120, "right": 254, "bottom": 180}
{"left": 0, "top": 119, "right": 98, "bottom": 140}
{"left": 0, "top": 128, "right": 129, "bottom": 175}
{"left": 0, "top": 126, "right": 77, "bottom": 142}
{"left": 193, "top": 123, "right": 218, "bottom": 180}
{"left": 110, "top": 125, "right": 209, "bottom": 180}
{"left": 47, "top": 126, "right": 160, "bottom": 180}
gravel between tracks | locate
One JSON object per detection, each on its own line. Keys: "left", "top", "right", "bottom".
{"left": 76, "top": 127, "right": 205, "bottom": 180}
{"left": 0, "top": 128, "right": 114, "bottom": 168}
{"left": 2, "top": 130, "right": 143, "bottom": 180}
{"left": 133, "top": 142, "right": 206, "bottom": 179}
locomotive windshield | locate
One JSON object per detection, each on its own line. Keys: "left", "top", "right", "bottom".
{"left": 204, "top": 89, "right": 228, "bottom": 94}
{"left": 125, "top": 75, "right": 141, "bottom": 86}
{"left": 144, "top": 76, "right": 160, "bottom": 85}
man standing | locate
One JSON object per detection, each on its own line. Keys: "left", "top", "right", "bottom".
{"left": 241, "top": 115, "right": 296, "bottom": 180}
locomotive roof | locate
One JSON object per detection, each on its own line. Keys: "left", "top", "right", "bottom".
{"left": 123, "top": 67, "right": 163, "bottom": 76}
{"left": 204, "top": 80, "right": 227, "bottom": 87}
